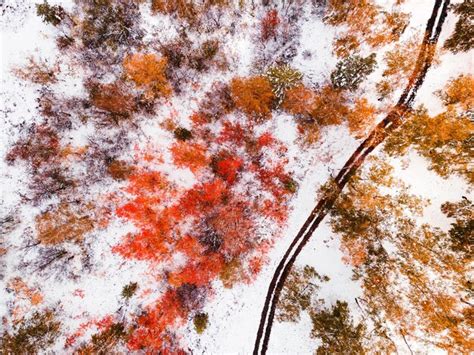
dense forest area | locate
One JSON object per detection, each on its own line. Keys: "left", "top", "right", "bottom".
{"left": 0, "top": 0, "right": 472, "bottom": 353}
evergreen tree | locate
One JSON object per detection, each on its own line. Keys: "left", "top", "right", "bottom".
{"left": 310, "top": 301, "right": 366, "bottom": 355}
{"left": 265, "top": 65, "right": 303, "bottom": 105}
{"left": 441, "top": 198, "right": 474, "bottom": 257}
{"left": 331, "top": 54, "right": 377, "bottom": 91}
{"left": 444, "top": 0, "right": 474, "bottom": 53}
{"left": 193, "top": 313, "right": 209, "bottom": 334}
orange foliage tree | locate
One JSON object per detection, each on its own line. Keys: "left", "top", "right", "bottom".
{"left": 327, "top": 0, "right": 409, "bottom": 57}
{"left": 123, "top": 53, "right": 172, "bottom": 99}
{"left": 230, "top": 76, "right": 274, "bottom": 120}
{"left": 282, "top": 84, "right": 350, "bottom": 144}
{"left": 170, "top": 141, "right": 209, "bottom": 173}
{"left": 441, "top": 74, "right": 473, "bottom": 110}
{"left": 310, "top": 85, "right": 349, "bottom": 126}
{"left": 347, "top": 98, "right": 377, "bottom": 138}
{"left": 282, "top": 84, "right": 316, "bottom": 117}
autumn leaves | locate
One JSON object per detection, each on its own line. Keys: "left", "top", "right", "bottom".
{"left": 101, "top": 49, "right": 301, "bottom": 351}
{"left": 88, "top": 53, "right": 171, "bottom": 120}
{"left": 123, "top": 53, "right": 172, "bottom": 100}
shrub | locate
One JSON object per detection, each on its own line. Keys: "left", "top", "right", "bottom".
{"left": 30, "top": 167, "right": 75, "bottom": 203}
{"left": 160, "top": 40, "right": 187, "bottom": 68}
{"left": 79, "top": 0, "right": 142, "bottom": 53}
{"left": 6, "top": 125, "right": 60, "bottom": 169}
{"left": 230, "top": 76, "right": 274, "bottom": 119}
{"left": 201, "top": 39, "right": 219, "bottom": 60}
{"left": 193, "top": 313, "right": 209, "bottom": 334}
{"left": 56, "top": 35, "right": 74, "bottom": 49}
{"left": 89, "top": 82, "right": 136, "bottom": 117}
{"left": 174, "top": 127, "right": 193, "bottom": 141}
{"left": 123, "top": 53, "right": 172, "bottom": 99}
{"left": 176, "top": 284, "right": 207, "bottom": 311}
{"left": 189, "top": 39, "right": 221, "bottom": 72}
{"left": 107, "top": 159, "right": 135, "bottom": 180}
{"left": 199, "top": 82, "right": 235, "bottom": 120}
{"left": 13, "top": 57, "right": 59, "bottom": 85}
{"left": 331, "top": 54, "right": 377, "bottom": 91}
{"left": 265, "top": 65, "right": 303, "bottom": 105}
{"left": 122, "top": 282, "right": 138, "bottom": 299}
{"left": 197, "top": 227, "right": 223, "bottom": 252}
{"left": 151, "top": 0, "right": 199, "bottom": 24}
{"left": 204, "top": 0, "right": 229, "bottom": 8}
{"left": 36, "top": 0, "right": 65, "bottom": 26}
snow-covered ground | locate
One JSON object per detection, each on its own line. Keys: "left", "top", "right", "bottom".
{"left": 1, "top": 0, "right": 471, "bottom": 354}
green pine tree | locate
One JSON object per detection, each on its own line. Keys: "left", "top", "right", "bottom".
{"left": 331, "top": 54, "right": 377, "bottom": 91}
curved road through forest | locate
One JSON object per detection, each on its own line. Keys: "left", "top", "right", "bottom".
{"left": 253, "top": 1, "right": 451, "bottom": 353}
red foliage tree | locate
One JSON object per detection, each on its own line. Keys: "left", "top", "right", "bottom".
{"left": 212, "top": 152, "right": 244, "bottom": 184}
{"left": 113, "top": 84, "right": 294, "bottom": 352}
{"left": 127, "top": 290, "right": 186, "bottom": 352}
{"left": 261, "top": 9, "right": 280, "bottom": 41}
